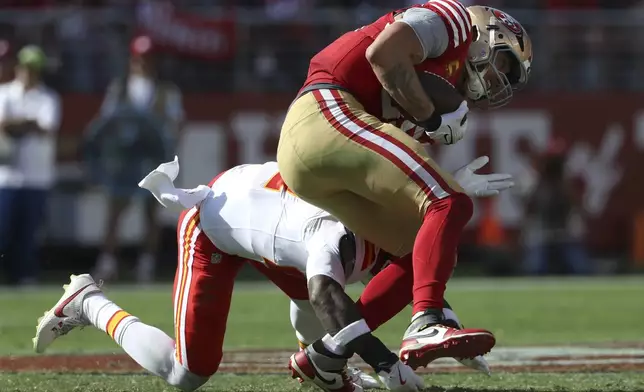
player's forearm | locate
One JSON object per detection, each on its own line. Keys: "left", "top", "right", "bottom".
{"left": 308, "top": 275, "right": 363, "bottom": 333}
{"left": 366, "top": 31, "right": 435, "bottom": 121}
{"left": 374, "top": 62, "right": 435, "bottom": 121}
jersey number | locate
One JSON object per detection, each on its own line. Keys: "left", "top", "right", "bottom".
{"left": 263, "top": 172, "right": 296, "bottom": 196}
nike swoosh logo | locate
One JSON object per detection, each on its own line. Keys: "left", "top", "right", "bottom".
{"left": 305, "top": 352, "right": 340, "bottom": 386}
{"left": 54, "top": 284, "right": 93, "bottom": 318}
{"left": 445, "top": 125, "right": 453, "bottom": 144}
{"left": 398, "top": 368, "right": 406, "bottom": 385}
{"left": 405, "top": 328, "right": 440, "bottom": 340}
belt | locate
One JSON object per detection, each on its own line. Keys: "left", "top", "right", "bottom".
{"left": 295, "top": 83, "right": 351, "bottom": 100}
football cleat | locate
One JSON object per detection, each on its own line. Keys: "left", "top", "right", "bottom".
{"left": 288, "top": 347, "right": 363, "bottom": 392}
{"left": 399, "top": 323, "right": 495, "bottom": 370}
{"left": 347, "top": 367, "right": 380, "bottom": 389}
{"left": 376, "top": 360, "right": 425, "bottom": 392}
{"left": 456, "top": 356, "right": 491, "bottom": 376}
{"left": 32, "top": 274, "right": 102, "bottom": 353}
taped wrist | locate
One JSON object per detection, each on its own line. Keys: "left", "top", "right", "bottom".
{"left": 414, "top": 111, "right": 442, "bottom": 132}
{"left": 327, "top": 319, "right": 398, "bottom": 373}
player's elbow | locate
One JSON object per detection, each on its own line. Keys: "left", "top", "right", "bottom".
{"left": 366, "top": 22, "right": 421, "bottom": 67}
{"left": 365, "top": 40, "right": 385, "bottom": 67}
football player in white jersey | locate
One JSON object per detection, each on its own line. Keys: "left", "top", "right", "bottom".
{"left": 32, "top": 156, "right": 512, "bottom": 392}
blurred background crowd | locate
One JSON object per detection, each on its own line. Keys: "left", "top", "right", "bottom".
{"left": 0, "top": 0, "right": 643, "bottom": 286}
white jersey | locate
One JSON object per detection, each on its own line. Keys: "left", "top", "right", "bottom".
{"left": 198, "top": 162, "right": 379, "bottom": 286}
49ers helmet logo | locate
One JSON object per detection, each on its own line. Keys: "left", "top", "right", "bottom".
{"left": 492, "top": 9, "right": 523, "bottom": 36}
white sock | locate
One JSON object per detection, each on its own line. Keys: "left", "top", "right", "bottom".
{"left": 83, "top": 293, "right": 137, "bottom": 343}
{"left": 83, "top": 293, "right": 177, "bottom": 379}
{"left": 120, "top": 320, "right": 177, "bottom": 378}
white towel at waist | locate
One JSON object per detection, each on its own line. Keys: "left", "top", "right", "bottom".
{"left": 138, "top": 155, "right": 212, "bottom": 212}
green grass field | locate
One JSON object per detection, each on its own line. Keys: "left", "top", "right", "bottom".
{"left": 1, "top": 276, "right": 643, "bottom": 391}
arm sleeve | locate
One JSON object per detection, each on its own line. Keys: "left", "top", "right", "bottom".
{"left": 305, "top": 220, "right": 348, "bottom": 288}
{"left": 397, "top": 7, "right": 450, "bottom": 60}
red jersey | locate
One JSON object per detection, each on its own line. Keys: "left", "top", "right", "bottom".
{"left": 301, "top": 0, "right": 472, "bottom": 121}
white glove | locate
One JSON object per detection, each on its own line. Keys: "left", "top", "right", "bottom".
{"left": 427, "top": 100, "right": 469, "bottom": 145}
{"left": 453, "top": 155, "right": 514, "bottom": 197}
{"left": 377, "top": 360, "right": 424, "bottom": 392}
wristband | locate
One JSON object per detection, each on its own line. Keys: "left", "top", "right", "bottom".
{"left": 414, "top": 111, "right": 442, "bottom": 132}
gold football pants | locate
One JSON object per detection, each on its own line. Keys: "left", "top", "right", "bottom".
{"left": 277, "top": 89, "right": 464, "bottom": 256}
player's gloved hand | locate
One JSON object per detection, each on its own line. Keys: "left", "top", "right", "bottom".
{"left": 453, "top": 155, "right": 514, "bottom": 197}
{"left": 377, "top": 360, "right": 424, "bottom": 392}
{"left": 426, "top": 100, "right": 469, "bottom": 145}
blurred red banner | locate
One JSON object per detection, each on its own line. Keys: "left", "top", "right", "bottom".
{"left": 135, "top": 1, "right": 236, "bottom": 60}
{"left": 58, "top": 93, "right": 644, "bottom": 252}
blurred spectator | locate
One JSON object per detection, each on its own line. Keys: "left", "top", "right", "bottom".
{"left": 0, "top": 40, "right": 15, "bottom": 83}
{"left": 85, "top": 35, "right": 182, "bottom": 283}
{"left": 520, "top": 138, "right": 593, "bottom": 276}
{"left": 0, "top": 45, "right": 60, "bottom": 286}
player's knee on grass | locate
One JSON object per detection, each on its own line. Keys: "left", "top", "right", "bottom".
{"left": 167, "top": 356, "right": 211, "bottom": 392}
{"left": 290, "top": 299, "right": 326, "bottom": 345}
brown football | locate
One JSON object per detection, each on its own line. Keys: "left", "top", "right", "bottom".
{"left": 394, "top": 70, "right": 465, "bottom": 122}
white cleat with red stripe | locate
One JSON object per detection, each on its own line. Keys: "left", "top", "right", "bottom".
{"left": 32, "top": 274, "right": 101, "bottom": 354}
{"left": 399, "top": 324, "right": 495, "bottom": 370}
{"left": 289, "top": 349, "right": 363, "bottom": 392}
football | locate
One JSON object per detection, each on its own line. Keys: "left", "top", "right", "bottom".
{"left": 417, "top": 70, "right": 464, "bottom": 115}
{"left": 395, "top": 70, "right": 465, "bottom": 122}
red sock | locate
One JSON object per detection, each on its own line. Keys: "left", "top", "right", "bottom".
{"left": 412, "top": 193, "right": 473, "bottom": 314}
{"left": 355, "top": 254, "right": 413, "bottom": 330}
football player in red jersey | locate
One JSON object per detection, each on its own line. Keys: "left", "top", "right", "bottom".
{"left": 277, "top": 1, "right": 533, "bottom": 383}
{"left": 33, "top": 156, "right": 511, "bottom": 392}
